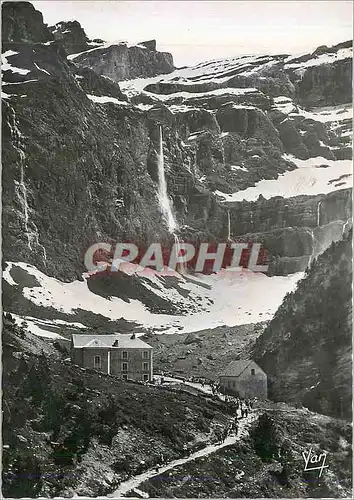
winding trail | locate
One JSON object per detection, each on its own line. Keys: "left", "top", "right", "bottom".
{"left": 110, "top": 412, "right": 258, "bottom": 498}
{"left": 161, "top": 376, "right": 214, "bottom": 395}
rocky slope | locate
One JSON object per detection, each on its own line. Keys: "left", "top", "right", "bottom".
{"left": 143, "top": 323, "right": 267, "bottom": 380}
{"left": 68, "top": 39, "right": 174, "bottom": 81}
{"left": 2, "top": 1, "right": 53, "bottom": 44}
{"left": 47, "top": 18, "right": 174, "bottom": 79}
{"left": 130, "top": 404, "right": 352, "bottom": 498}
{"left": 253, "top": 231, "right": 352, "bottom": 419}
{"left": 1, "top": 1, "right": 352, "bottom": 334}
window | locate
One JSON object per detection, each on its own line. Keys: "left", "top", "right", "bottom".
{"left": 143, "top": 374, "right": 149, "bottom": 382}
{"left": 251, "top": 369, "right": 255, "bottom": 375}
{"left": 143, "top": 362, "right": 148, "bottom": 371}
{"left": 122, "top": 362, "right": 128, "bottom": 372}
{"left": 143, "top": 351, "right": 148, "bottom": 359}
{"left": 94, "top": 355, "right": 101, "bottom": 369}
{"left": 122, "top": 351, "right": 128, "bottom": 359}
{"left": 122, "top": 374, "right": 128, "bottom": 380}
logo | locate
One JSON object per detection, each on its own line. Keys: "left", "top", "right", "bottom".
{"left": 302, "top": 447, "right": 329, "bottom": 477}
{"left": 82, "top": 240, "right": 269, "bottom": 275}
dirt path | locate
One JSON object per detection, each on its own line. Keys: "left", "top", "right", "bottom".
{"left": 110, "top": 411, "right": 258, "bottom": 498}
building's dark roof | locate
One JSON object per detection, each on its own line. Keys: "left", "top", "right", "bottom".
{"left": 71, "top": 334, "right": 152, "bottom": 349}
{"left": 219, "top": 360, "right": 259, "bottom": 377}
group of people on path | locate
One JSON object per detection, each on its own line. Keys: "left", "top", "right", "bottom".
{"left": 213, "top": 397, "right": 254, "bottom": 444}
{"left": 234, "top": 398, "right": 253, "bottom": 417}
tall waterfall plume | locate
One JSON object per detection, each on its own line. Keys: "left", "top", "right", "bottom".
{"left": 157, "top": 126, "right": 186, "bottom": 273}
{"left": 157, "top": 125, "right": 178, "bottom": 234}
{"left": 317, "top": 201, "right": 322, "bottom": 227}
{"left": 227, "top": 210, "right": 231, "bottom": 241}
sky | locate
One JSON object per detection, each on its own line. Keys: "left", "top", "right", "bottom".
{"left": 33, "top": 1, "right": 353, "bottom": 66}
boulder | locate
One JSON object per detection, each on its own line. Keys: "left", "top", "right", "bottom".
{"left": 139, "top": 39, "right": 157, "bottom": 51}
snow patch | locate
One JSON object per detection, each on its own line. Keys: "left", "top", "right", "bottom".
{"left": 286, "top": 47, "right": 352, "bottom": 71}
{"left": 215, "top": 156, "right": 352, "bottom": 202}
{"left": 86, "top": 94, "right": 128, "bottom": 105}
{"left": 11, "top": 313, "right": 67, "bottom": 340}
{"left": 34, "top": 62, "right": 51, "bottom": 75}
{"left": 3, "top": 262, "right": 17, "bottom": 285}
{"left": 2, "top": 50, "right": 31, "bottom": 75}
{"left": 230, "top": 165, "right": 248, "bottom": 172}
{"left": 68, "top": 40, "right": 147, "bottom": 61}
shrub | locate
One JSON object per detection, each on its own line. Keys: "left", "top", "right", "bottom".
{"left": 250, "top": 413, "right": 280, "bottom": 462}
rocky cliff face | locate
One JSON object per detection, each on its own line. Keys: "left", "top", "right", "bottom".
{"left": 47, "top": 17, "right": 175, "bottom": 81}
{"left": 70, "top": 42, "right": 175, "bottom": 81}
{"left": 253, "top": 232, "right": 352, "bottom": 419}
{"left": 2, "top": 1, "right": 53, "bottom": 43}
{"left": 286, "top": 40, "right": 353, "bottom": 107}
{"left": 49, "top": 20, "right": 91, "bottom": 55}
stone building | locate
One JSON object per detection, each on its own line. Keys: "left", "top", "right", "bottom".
{"left": 219, "top": 360, "right": 267, "bottom": 398}
{"left": 71, "top": 334, "right": 153, "bottom": 381}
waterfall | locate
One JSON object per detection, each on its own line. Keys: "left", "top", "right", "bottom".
{"left": 306, "top": 229, "right": 316, "bottom": 266}
{"left": 157, "top": 125, "right": 178, "bottom": 234}
{"left": 157, "top": 126, "right": 186, "bottom": 273}
{"left": 7, "top": 104, "right": 47, "bottom": 264}
{"left": 227, "top": 210, "right": 231, "bottom": 241}
{"left": 342, "top": 220, "right": 350, "bottom": 237}
{"left": 8, "top": 105, "right": 32, "bottom": 250}
{"left": 317, "top": 201, "right": 322, "bottom": 227}
{"left": 174, "top": 234, "right": 186, "bottom": 274}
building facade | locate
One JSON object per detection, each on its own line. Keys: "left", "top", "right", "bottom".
{"left": 219, "top": 360, "right": 267, "bottom": 399}
{"left": 71, "top": 334, "right": 153, "bottom": 381}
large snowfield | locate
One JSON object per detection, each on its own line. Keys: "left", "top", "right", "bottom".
{"left": 4, "top": 261, "right": 303, "bottom": 338}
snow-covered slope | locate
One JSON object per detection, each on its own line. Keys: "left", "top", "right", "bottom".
{"left": 3, "top": 261, "right": 302, "bottom": 337}
{"left": 215, "top": 156, "right": 352, "bottom": 202}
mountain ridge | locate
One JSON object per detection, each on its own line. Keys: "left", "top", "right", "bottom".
{"left": 253, "top": 230, "right": 352, "bottom": 419}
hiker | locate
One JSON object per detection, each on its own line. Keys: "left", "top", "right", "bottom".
{"left": 161, "top": 377, "right": 164, "bottom": 385}
{"left": 215, "top": 428, "right": 222, "bottom": 444}
{"left": 244, "top": 407, "right": 248, "bottom": 418}
{"left": 232, "top": 419, "right": 238, "bottom": 435}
